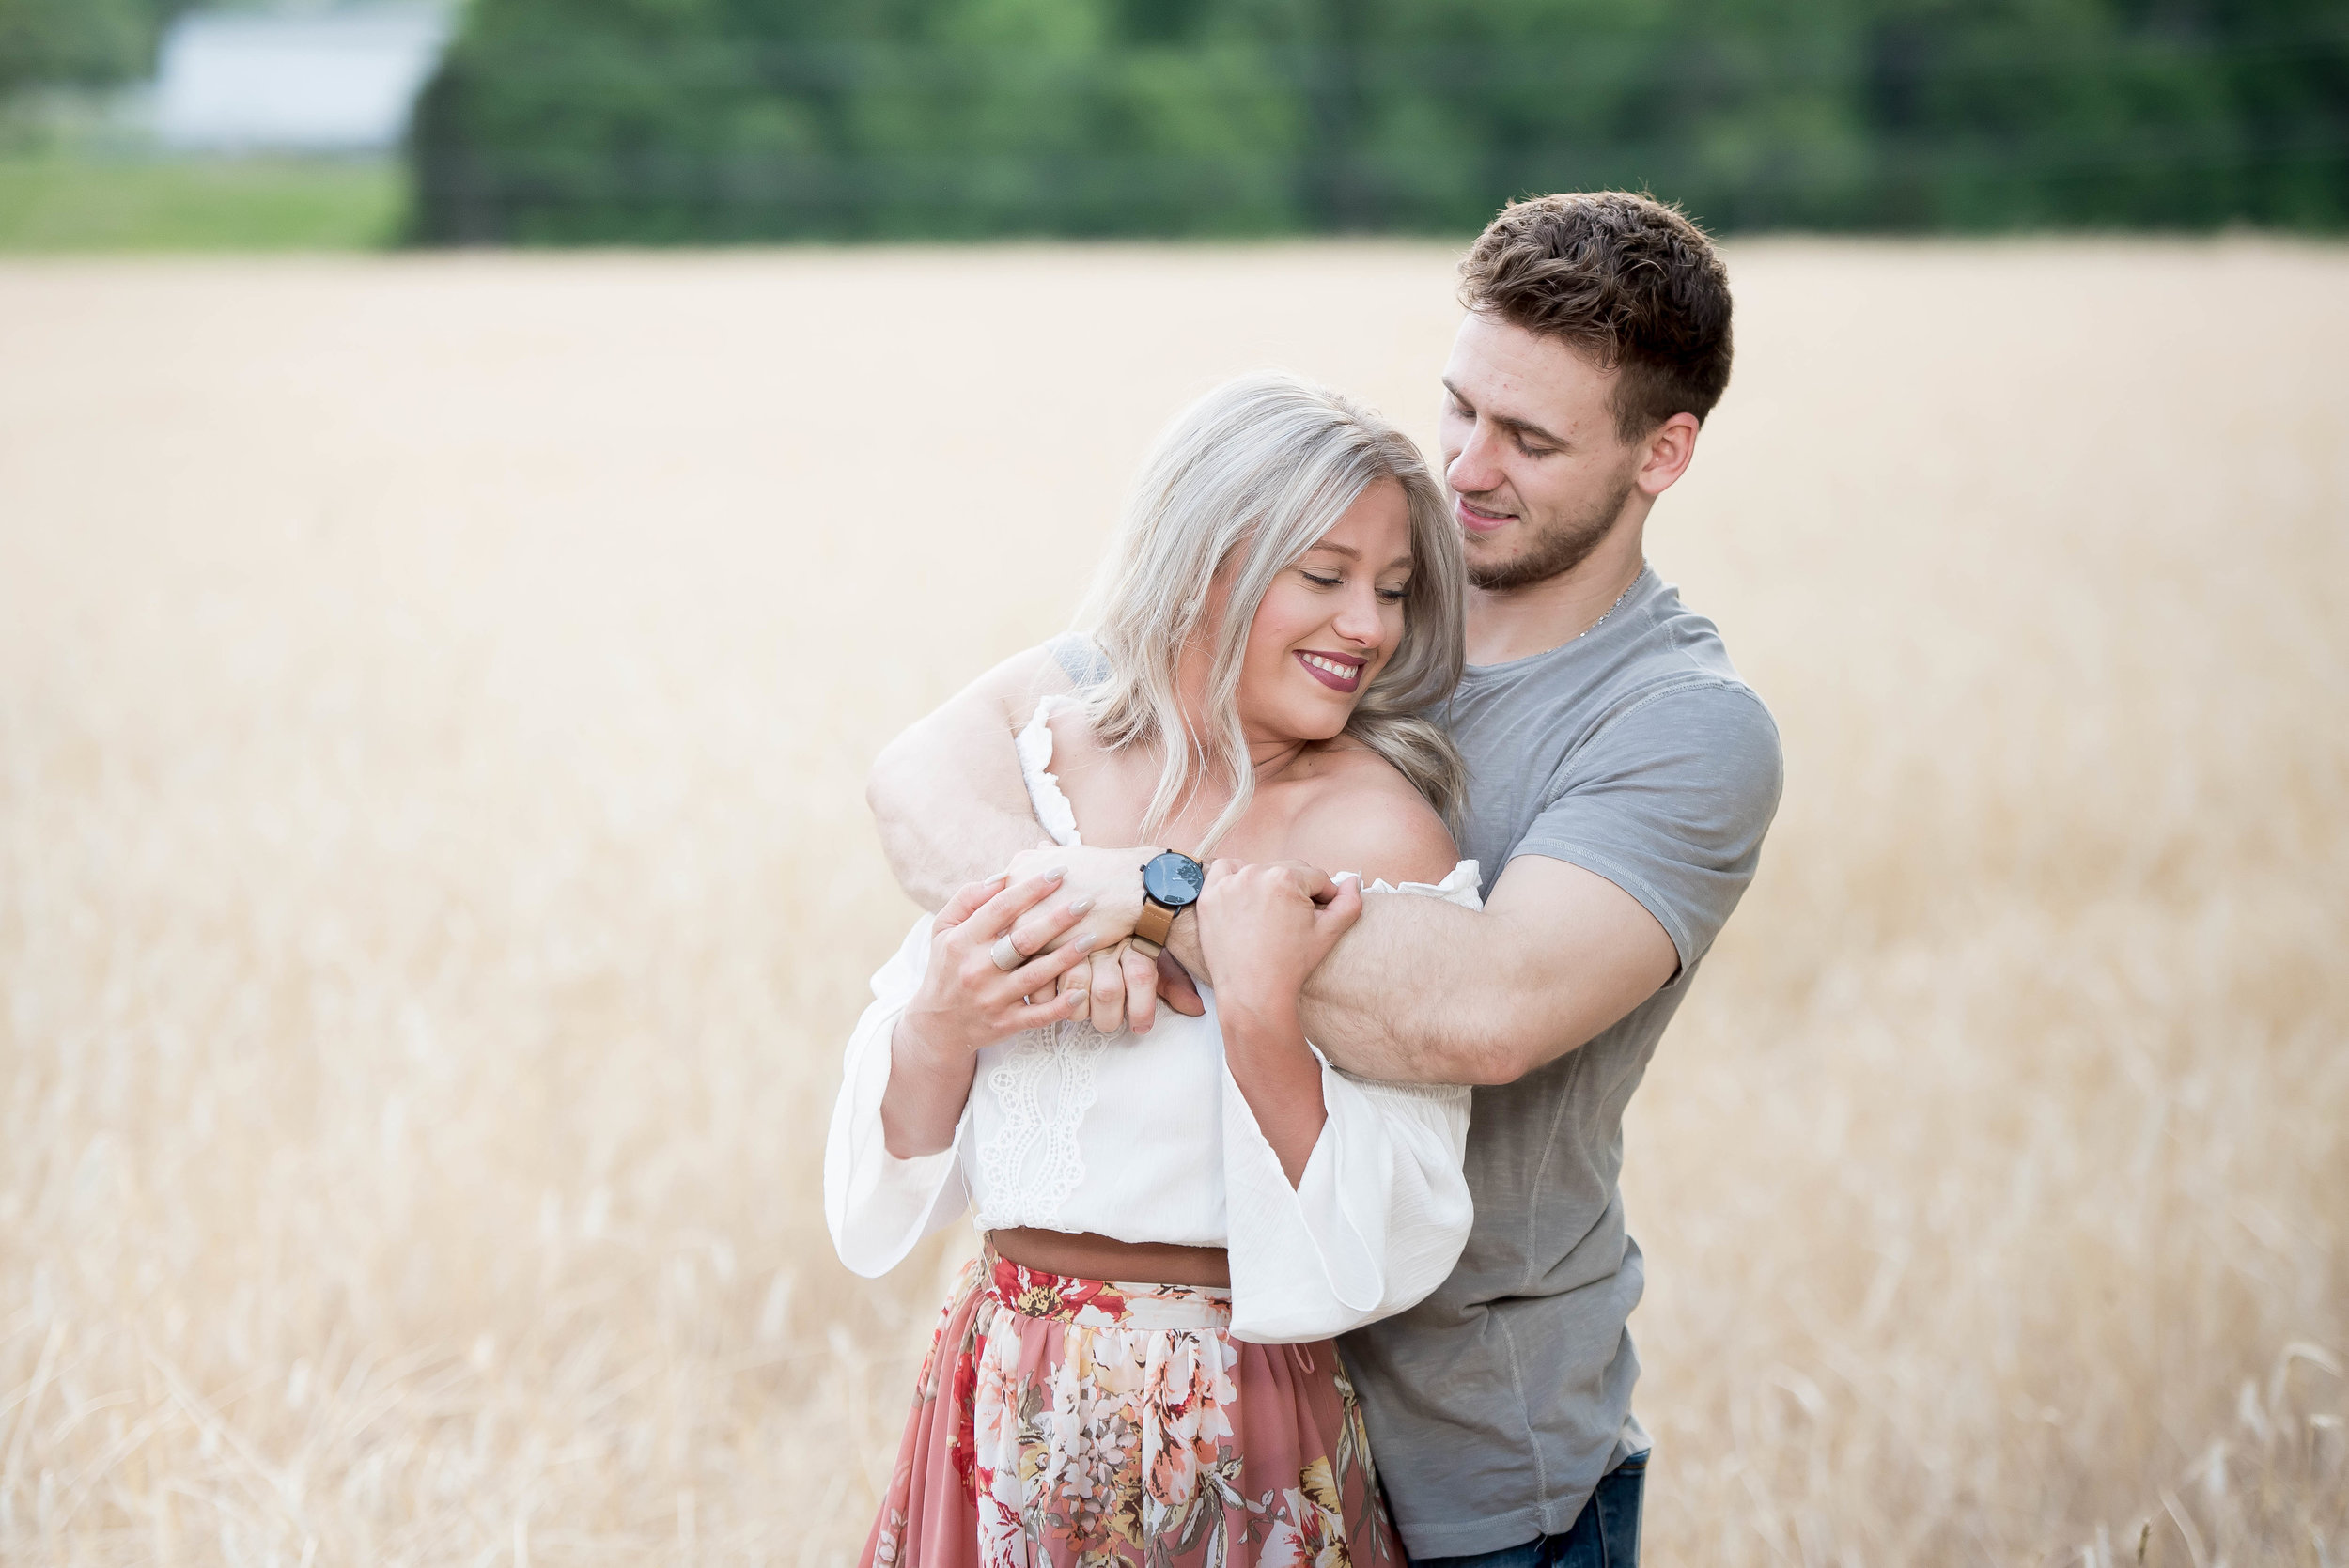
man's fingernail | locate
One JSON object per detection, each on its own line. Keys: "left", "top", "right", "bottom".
{"left": 1068, "top": 897, "right": 1094, "bottom": 916}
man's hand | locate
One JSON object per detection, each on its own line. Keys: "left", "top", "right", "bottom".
{"left": 1002, "top": 844, "right": 1206, "bottom": 1034}
{"left": 1003, "top": 844, "right": 1154, "bottom": 944}
{"left": 1058, "top": 938, "right": 1187, "bottom": 1036}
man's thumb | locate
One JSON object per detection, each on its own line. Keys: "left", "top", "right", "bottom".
{"left": 1156, "top": 954, "right": 1206, "bottom": 1017}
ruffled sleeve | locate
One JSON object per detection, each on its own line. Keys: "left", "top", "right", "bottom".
{"left": 822, "top": 917, "right": 972, "bottom": 1278}
{"left": 1221, "top": 861, "right": 1482, "bottom": 1344}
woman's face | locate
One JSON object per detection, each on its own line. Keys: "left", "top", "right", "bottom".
{"left": 1235, "top": 478, "right": 1414, "bottom": 746}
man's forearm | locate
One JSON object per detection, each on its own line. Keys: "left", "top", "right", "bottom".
{"left": 866, "top": 648, "right": 1068, "bottom": 911}
{"left": 870, "top": 742, "right": 1050, "bottom": 914}
{"left": 863, "top": 645, "right": 1193, "bottom": 1032}
{"left": 1299, "top": 857, "right": 1682, "bottom": 1087}
{"left": 1298, "top": 896, "right": 1513, "bottom": 1083}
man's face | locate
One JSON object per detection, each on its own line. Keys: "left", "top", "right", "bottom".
{"left": 1438, "top": 311, "right": 1645, "bottom": 592}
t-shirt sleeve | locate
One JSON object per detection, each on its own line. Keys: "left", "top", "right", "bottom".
{"left": 1507, "top": 680, "right": 1782, "bottom": 971}
{"left": 1045, "top": 633, "right": 1109, "bottom": 691}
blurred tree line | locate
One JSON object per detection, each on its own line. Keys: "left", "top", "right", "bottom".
{"left": 0, "top": 0, "right": 183, "bottom": 95}
{"left": 431, "top": 0, "right": 2343, "bottom": 238}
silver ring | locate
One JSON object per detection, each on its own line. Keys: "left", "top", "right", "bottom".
{"left": 989, "top": 934, "right": 1024, "bottom": 972}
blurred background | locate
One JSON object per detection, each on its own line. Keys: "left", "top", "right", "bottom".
{"left": 2, "top": 4, "right": 2345, "bottom": 1568}
{"left": 2, "top": 0, "right": 2346, "bottom": 247}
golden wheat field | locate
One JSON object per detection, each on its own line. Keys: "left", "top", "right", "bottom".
{"left": 1, "top": 240, "right": 2344, "bottom": 1568}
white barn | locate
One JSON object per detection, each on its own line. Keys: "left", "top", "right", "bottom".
{"left": 155, "top": 4, "right": 454, "bottom": 153}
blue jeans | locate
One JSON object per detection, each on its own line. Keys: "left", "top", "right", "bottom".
{"left": 1408, "top": 1455, "right": 1647, "bottom": 1568}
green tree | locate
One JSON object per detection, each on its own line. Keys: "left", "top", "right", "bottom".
{"left": 406, "top": 0, "right": 2349, "bottom": 241}
{"left": 0, "top": 0, "right": 162, "bottom": 93}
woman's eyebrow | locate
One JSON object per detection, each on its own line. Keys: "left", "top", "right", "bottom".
{"left": 1307, "top": 542, "right": 1361, "bottom": 560}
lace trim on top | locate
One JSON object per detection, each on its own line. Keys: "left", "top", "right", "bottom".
{"left": 976, "top": 1023, "right": 1104, "bottom": 1229}
{"left": 983, "top": 696, "right": 1099, "bottom": 1229}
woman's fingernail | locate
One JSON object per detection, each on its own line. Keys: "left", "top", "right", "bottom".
{"left": 1045, "top": 867, "right": 1066, "bottom": 882}
{"left": 1068, "top": 897, "right": 1094, "bottom": 916}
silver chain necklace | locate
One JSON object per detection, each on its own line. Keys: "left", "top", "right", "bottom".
{"left": 1576, "top": 571, "right": 1642, "bottom": 643}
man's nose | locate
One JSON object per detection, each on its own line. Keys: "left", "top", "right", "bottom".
{"left": 1447, "top": 423, "right": 1501, "bottom": 495}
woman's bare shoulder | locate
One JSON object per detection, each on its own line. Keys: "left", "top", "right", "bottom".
{"left": 1282, "top": 745, "right": 1460, "bottom": 888}
{"left": 1041, "top": 695, "right": 1159, "bottom": 841}
{"left": 1043, "top": 694, "right": 1126, "bottom": 782}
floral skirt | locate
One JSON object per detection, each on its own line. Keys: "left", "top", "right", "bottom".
{"left": 862, "top": 1247, "right": 1401, "bottom": 1568}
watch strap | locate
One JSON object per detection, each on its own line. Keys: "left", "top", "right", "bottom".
{"left": 1133, "top": 896, "right": 1179, "bottom": 952}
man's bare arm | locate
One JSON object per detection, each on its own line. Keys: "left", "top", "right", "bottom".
{"left": 866, "top": 644, "right": 1195, "bottom": 1029}
{"left": 866, "top": 646, "right": 1075, "bottom": 913}
{"left": 1295, "top": 856, "right": 1681, "bottom": 1086}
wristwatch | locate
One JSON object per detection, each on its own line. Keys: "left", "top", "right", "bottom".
{"left": 1129, "top": 850, "right": 1206, "bottom": 958}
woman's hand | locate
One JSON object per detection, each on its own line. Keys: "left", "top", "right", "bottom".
{"left": 883, "top": 870, "right": 1100, "bottom": 1159}
{"left": 1195, "top": 860, "right": 1361, "bottom": 1187}
{"left": 1006, "top": 844, "right": 1210, "bottom": 1035}
{"left": 902, "top": 869, "right": 1102, "bottom": 1059}
{"left": 1195, "top": 860, "right": 1363, "bottom": 1020}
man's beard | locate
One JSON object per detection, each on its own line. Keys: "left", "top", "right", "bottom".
{"left": 1464, "top": 471, "right": 1638, "bottom": 592}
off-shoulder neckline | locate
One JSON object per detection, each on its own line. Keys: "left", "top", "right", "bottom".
{"left": 1015, "top": 698, "right": 1479, "bottom": 903}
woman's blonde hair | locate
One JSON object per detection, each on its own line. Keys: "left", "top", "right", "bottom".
{"left": 1078, "top": 371, "right": 1467, "bottom": 854}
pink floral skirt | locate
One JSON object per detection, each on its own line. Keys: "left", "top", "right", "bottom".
{"left": 862, "top": 1247, "right": 1401, "bottom": 1567}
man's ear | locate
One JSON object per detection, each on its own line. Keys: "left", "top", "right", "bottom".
{"left": 1635, "top": 412, "right": 1702, "bottom": 497}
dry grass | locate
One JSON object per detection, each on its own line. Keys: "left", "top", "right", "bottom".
{"left": 0, "top": 241, "right": 2342, "bottom": 1567}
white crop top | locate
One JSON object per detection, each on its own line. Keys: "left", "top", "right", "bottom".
{"left": 824, "top": 699, "right": 1479, "bottom": 1343}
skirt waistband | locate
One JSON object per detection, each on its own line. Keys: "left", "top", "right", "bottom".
{"left": 980, "top": 1245, "right": 1234, "bottom": 1331}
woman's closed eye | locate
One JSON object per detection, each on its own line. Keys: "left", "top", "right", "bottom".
{"left": 1302, "top": 567, "right": 1408, "bottom": 602}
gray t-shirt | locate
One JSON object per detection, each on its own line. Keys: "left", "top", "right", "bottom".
{"left": 1339, "top": 565, "right": 1781, "bottom": 1556}
{"left": 1046, "top": 565, "right": 1781, "bottom": 1556}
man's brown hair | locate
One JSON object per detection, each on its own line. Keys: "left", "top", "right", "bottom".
{"left": 1459, "top": 191, "right": 1734, "bottom": 443}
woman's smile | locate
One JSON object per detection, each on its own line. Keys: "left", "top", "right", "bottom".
{"left": 1295, "top": 648, "right": 1366, "bottom": 693}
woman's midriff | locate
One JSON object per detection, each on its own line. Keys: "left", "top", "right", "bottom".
{"left": 987, "top": 1228, "right": 1232, "bottom": 1288}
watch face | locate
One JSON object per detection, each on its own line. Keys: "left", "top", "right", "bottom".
{"left": 1143, "top": 851, "right": 1206, "bottom": 908}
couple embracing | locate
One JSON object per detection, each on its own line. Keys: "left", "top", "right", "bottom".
{"left": 824, "top": 192, "right": 1782, "bottom": 1567}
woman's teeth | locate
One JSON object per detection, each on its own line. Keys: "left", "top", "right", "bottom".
{"left": 1301, "top": 654, "right": 1360, "bottom": 678}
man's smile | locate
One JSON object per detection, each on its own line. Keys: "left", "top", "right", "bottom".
{"left": 1455, "top": 495, "right": 1517, "bottom": 535}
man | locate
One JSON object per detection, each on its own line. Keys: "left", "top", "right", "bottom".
{"left": 865, "top": 191, "right": 1782, "bottom": 1566}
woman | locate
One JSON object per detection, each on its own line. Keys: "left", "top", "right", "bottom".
{"left": 825, "top": 373, "right": 1479, "bottom": 1565}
